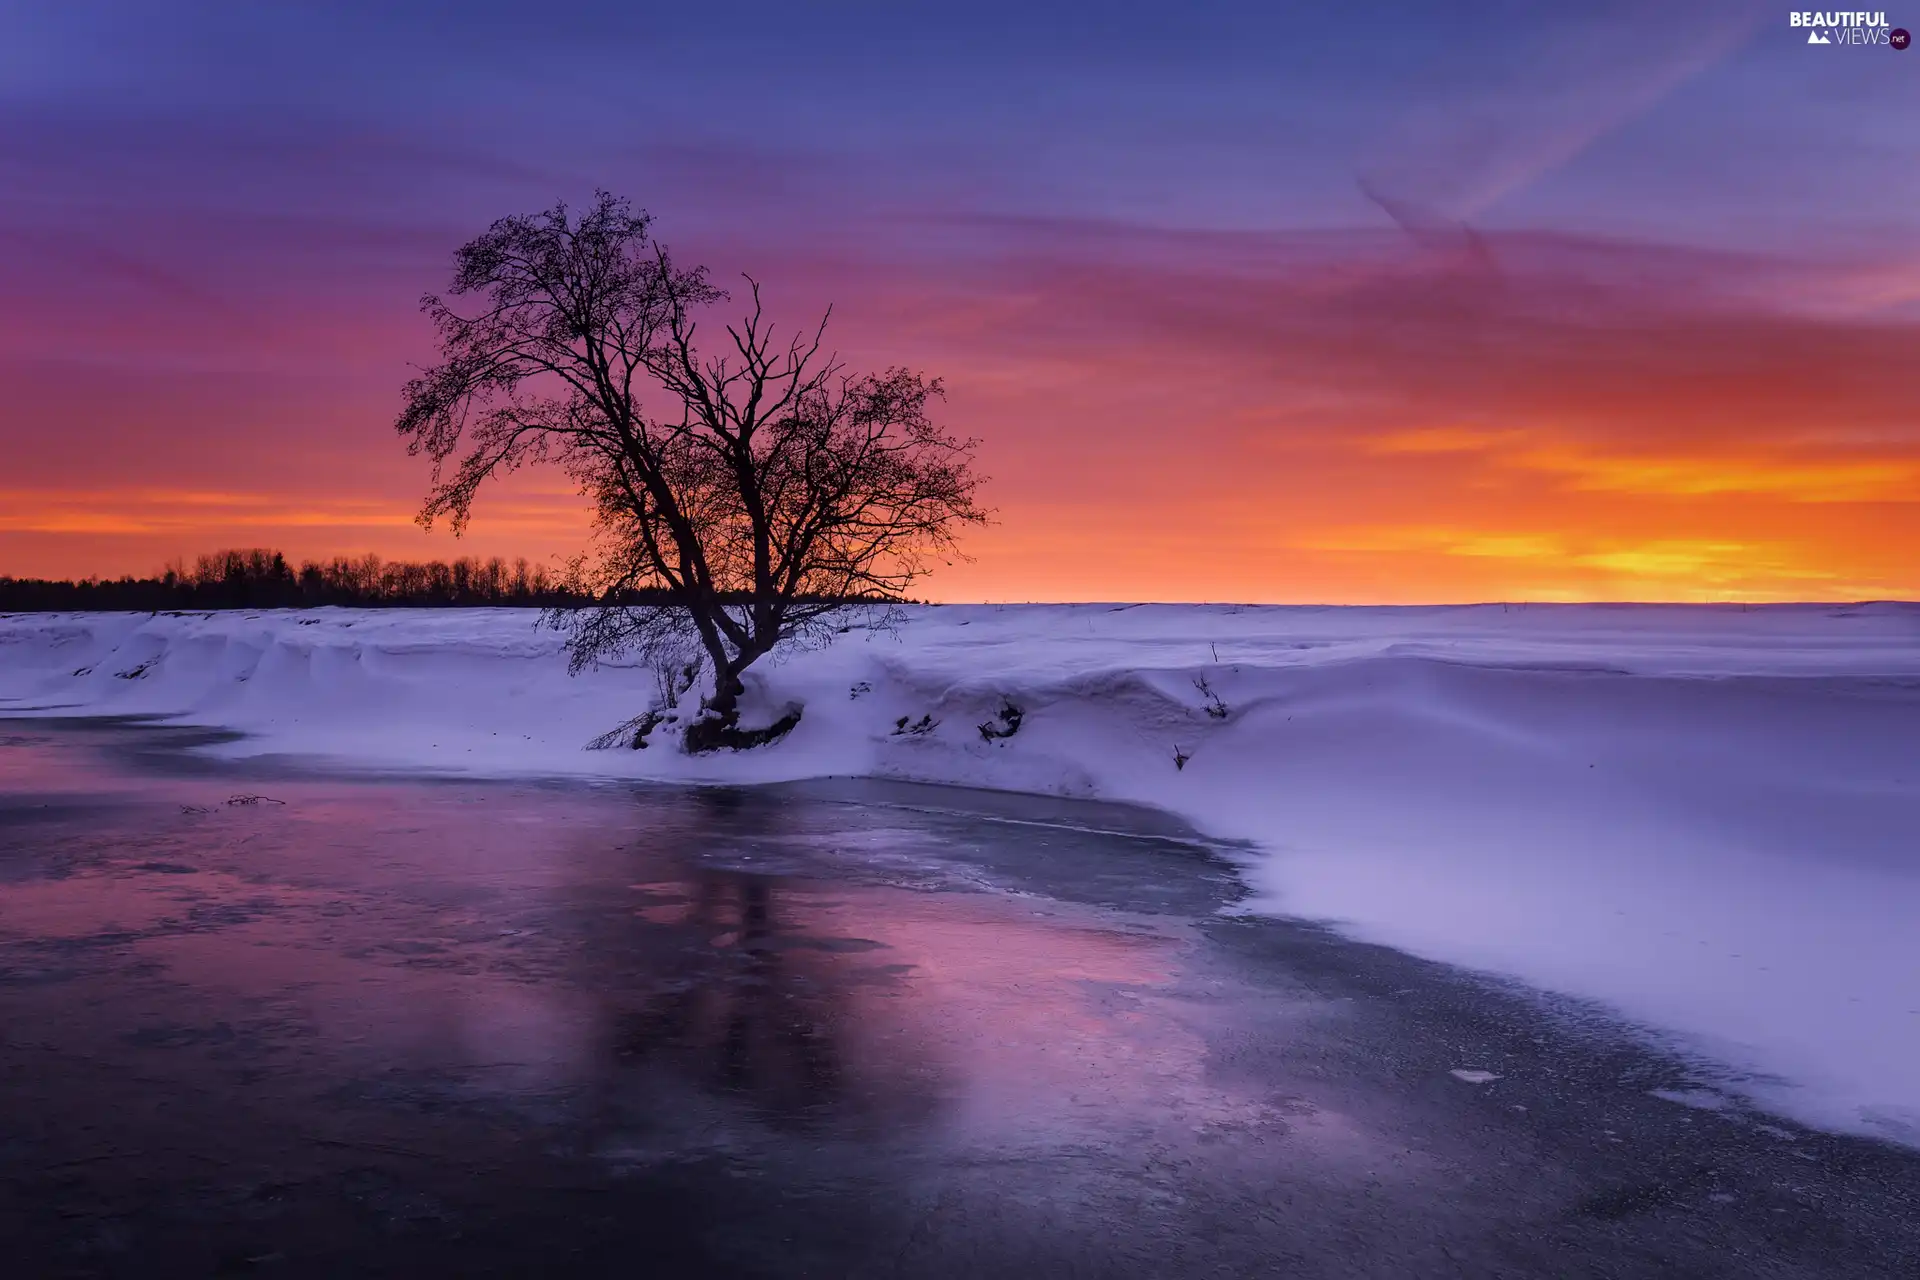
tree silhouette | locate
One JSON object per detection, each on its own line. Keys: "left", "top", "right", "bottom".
{"left": 396, "top": 193, "right": 985, "bottom": 750}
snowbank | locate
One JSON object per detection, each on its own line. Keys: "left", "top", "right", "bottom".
{"left": 4, "top": 602, "right": 1919, "bottom": 1145}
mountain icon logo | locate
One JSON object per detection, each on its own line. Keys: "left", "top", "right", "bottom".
{"left": 1807, "top": 28, "right": 1831, "bottom": 42}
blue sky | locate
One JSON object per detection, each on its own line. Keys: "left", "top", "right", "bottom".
{"left": 7, "top": 0, "right": 1909, "bottom": 243}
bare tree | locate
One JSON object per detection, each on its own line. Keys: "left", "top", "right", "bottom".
{"left": 395, "top": 193, "right": 985, "bottom": 750}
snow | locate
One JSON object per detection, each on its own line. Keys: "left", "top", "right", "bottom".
{"left": 3, "top": 602, "right": 1919, "bottom": 1146}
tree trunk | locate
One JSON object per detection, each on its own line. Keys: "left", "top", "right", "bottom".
{"left": 706, "top": 664, "right": 747, "bottom": 726}
{"left": 683, "top": 649, "right": 801, "bottom": 754}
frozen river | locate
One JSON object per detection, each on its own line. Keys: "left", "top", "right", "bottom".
{"left": 1, "top": 720, "right": 1915, "bottom": 1277}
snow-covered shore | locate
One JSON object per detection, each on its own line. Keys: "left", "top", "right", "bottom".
{"left": 4, "top": 602, "right": 1919, "bottom": 1146}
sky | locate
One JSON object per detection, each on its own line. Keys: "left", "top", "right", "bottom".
{"left": 1, "top": 0, "right": 1916, "bottom": 602}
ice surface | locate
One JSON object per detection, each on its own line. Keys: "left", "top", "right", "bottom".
{"left": 1450, "top": 1070, "right": 1502, "bottom": 1085}
{"left": 3, "top": 602, "right": 1918, "bottom": 1145}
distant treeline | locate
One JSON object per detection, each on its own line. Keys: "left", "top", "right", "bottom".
{"left": 0, "top": 548, "right": 910, "bottom": 613}
{"left": 0, "top": 549, "right": 608, "bottom": 611}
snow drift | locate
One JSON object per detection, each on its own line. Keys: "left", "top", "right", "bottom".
{"left": 4, "top": 602, "right": 1919, "bottom": 1146}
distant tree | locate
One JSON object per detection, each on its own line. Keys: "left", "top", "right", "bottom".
{"left": 395, "top": 192, "right": 985, "bottom": 750}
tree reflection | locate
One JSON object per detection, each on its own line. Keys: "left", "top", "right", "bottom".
{"left": 613, "top": 871, "right": 845, "bottom": 1120}
{"left": 596, "top": 791, "right": 945, "bottom": 1136}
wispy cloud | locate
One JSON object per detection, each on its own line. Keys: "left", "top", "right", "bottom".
{"left": 1360, "top": 0, "right": 1764, "bottom": 221}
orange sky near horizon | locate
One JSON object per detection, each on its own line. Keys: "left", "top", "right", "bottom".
{"left": 5, "top": 462, "right": 1910, "bottom": 605}
{"left": 5, "top": 411, "right": 1914, "bottom": 606}
{"left": 5, "top": 223, "right": 1915, "bottom": 605}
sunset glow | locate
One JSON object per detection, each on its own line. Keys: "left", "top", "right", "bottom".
{"left": 2, "top": 2, "right": 1914, "bottom": 601}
